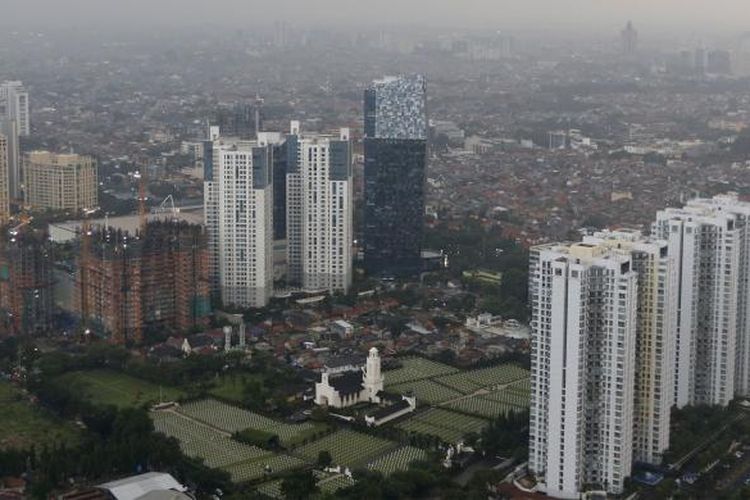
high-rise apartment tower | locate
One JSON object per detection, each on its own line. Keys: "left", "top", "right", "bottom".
{"left": 529, "top": 242, "right": 638, "bottom": 498}
{"left": 286, "top": 122, "right": 353, "bottom": 293}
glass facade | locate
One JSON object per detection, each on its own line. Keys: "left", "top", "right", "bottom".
{"left": 364, "top": 75, "right": 426, "bottom": 141}
{"left": 363, "top": 138, "right": 426, "bottom": 276}
{"left": 363, "top": 75, "right": 427, "bottom": 277}
{"left": 272, "top": 135, "right": 296, "bottom": 241}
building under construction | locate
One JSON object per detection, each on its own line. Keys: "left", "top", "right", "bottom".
{"left": 76, "top": 226, "right": 143, "bottom": 344}
{"left": 140, "top": 220, "right": 211, "bottom": 334}
{"left": 76, "top": 219, "right": 210, "bottom": 345}
{"left": 0, "top": 225, "right": 55, "bottom": 337}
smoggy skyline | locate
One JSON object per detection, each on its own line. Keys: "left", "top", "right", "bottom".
{"left": 3, "top": 0, "right": 750, "bottom": 32}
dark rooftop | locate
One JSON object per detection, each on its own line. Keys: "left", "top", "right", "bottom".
{"left": 367, "top": 399, "right": 411, "bottom": 421}
{"left": 326, "top": 371, "right": 364, "bottom": 397}
{"left": 325, "top": 355, "right": 365, "bottom": 369}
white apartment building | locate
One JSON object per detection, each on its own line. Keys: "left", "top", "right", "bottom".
{"left": 529, "top": 242, "right": 638, "bottom": 498}
{"left": 694, "top": 195, "right": 750, "bottom": 399}
{"left": 584, "top": 230, "right": 678, "bottom": 466}
{"left": 654, "top": 197, "right": 744, "bottom": 407}
{"left": 0, "top": 120, "right": 19, "bottom": 200}
{"left": 286, "top": 122, "right": 353, "bottom": 294}
{"left": 0, "top": 81, "right": 30, "bottom": 137}
{"left": 204, "top": 138, "right": 273, "bottom": 308}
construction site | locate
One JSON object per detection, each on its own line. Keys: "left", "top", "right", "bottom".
{"left": 0, "top": 222, "right": 55, "bottom": 337}
{"left": 75, "top": 219, "right": 211, "bottom": 345}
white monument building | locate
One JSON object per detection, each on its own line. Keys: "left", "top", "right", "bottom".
{"left": 315, "top": 347, "right": 384, "bottom": 408}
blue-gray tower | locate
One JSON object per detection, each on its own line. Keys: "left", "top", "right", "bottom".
{"left": 363, "top": 75, "right": 427, "bottom": 277}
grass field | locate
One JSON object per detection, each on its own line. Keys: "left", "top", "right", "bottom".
{"left": 367, "top": 446, "right": 427, "bottom": 476}
{"left": 59, "top": 370, "right": 184, "bottom": 408}
{"left": 389, "top": 379, "right": 462, "bottom": 404}
{"left": 177, "top": 399, "right": 326, "bottom": 446}
{"left": 433, "top": 364, "right": 529, "bottom": 394}
{"left": 396, "top": 408, "right": 488, "bottom": 444}
{"left": 224, "top": 454, "right": 307, "bottom": 483}
{"left": 383, "top": 358, "right": 458, "bottom": 386}
{"left": 0, "top": 381, "right": 79, "bottom": 450}
{"left": 446, "top": 396, "right": 521, "bottom": 418}
{"left": 318, "top": 473, "right": 356, "bottom": 494}
{"left": 208, "top": 374, "right": 263, "bottom": 403}
{"left": 255, "top": 473, "right": 355, "bottom": 498}
{"left": 431, "top": 372, "right": 483, "bottom": 394}
{"left": 294, "top": 430, "right": 397, "bottom": 468}
{"left": 381, "top": 359, "right": 530, "bottom": 425}
{"left": 152, "top": 410, "right": 308, "bottom": 483}
{"left": 482, "top": 388, "right": 530, "bottom": 407}
{"left": 256, "top": 480, "right": 284, "bottom": 499}
{"left": 152, "top": 411, "right": 269, "bottom": 468}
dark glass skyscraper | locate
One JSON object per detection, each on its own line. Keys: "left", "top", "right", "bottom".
{"left": 272, "top": 134, "right": 295, "bottom": 241}
{"left": 363, "top": 75, "right": 427, "bottom": 277}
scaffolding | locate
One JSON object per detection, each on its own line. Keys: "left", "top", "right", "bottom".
{"left": 75, "top": 219, "right": 210, "bottom": 344}
{"left": 0, "top": 225, "right": 55, "bottom": 336}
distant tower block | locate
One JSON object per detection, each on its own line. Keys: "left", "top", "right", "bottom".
{"left": 254, "top": 94, "right": 264, "bottom": 139}
{"left": 621, "top": 21, "right": 638, "bottom": 55}
{"left": 238, "top": 323, "right": 246, "bottom": 349}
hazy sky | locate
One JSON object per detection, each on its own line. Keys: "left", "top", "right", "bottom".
{"left": 3, "top": 0, "right": 749, "bottom": 31}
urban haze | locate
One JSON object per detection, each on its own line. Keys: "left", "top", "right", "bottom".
{"left": 1, "top": 1, "right": 750, "bottom": 499}
{"left": 2, "top": 0, "right": 750, "bottom": 30}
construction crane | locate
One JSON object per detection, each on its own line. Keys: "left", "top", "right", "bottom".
{"left": 7, "top": 214, "right": 33, "bottom": 240}
{"left": 134, "top": 169, "right": 147, "bottom": 232}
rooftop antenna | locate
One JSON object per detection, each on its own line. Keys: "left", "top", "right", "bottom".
{"left": 254, "top": 93, "right": 264, "bottom": 139}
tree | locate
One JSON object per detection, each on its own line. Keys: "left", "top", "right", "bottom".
{"left": 479, "top": 295, "right": 504, "bottom": 316}
{"left": 310, "top": 406, "right": 329, "bottom": 422}
{"left": 0, "top": 337, "right": 19, "bottom": 370}
{"left": 19, "top": 340, "right": 40, "bottom": 372}
{"left": 242, "top": 379, "right": 268, "bottom": 410}
{"left": 480, "top": 410, "right": 529, "bottom": 460}
{"left": 500, "top": 268, "right": 527, "bottom": 304}
{"left": 317, "top": 450, "right": 333, "bottom": 468}
{"left": 464, "top": 432, "right": 479, "bottom": 448}
{"left": 281, "top": 470, "right": 319, "bottom": 500}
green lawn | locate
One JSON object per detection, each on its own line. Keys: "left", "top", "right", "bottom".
{"left": 59, "top": 370, "right": 184, "bottom": 409}
{"left": 208, "top": 374, "right": 262, "bottom": 403}
{"left": 176, "top": 399, "right": 328, "bottom": 447}
{"left": 0, "top": 381, "right": 79, "bottom": 450}
{"left": 294, "top": 430, "right": 397, "bottom": 468}
{"left": 152, "top": 410, "right": 309, "bottom": 483}
{"left": 396, "top": 408, "right": 488, "bottom": 444}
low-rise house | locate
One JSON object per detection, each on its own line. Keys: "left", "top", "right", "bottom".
{"left": 331, "top": 319, "right": 354, "bottom": 338}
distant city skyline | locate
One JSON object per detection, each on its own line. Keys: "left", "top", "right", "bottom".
{"left": 2, "top": 0, "right": 750, "bottom": 31}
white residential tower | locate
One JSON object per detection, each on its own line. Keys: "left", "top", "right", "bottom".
{"left": 583, "top": 230, "right": 678, "bottom": 465}
{"left": 653, "top": 196, "right": 746, "bottom": 407}
{"left": 286, "top": 122, "right": 353, "bottom": 293}
{"left": 0, "top": 81, "right": 30, "bottom": 137}
{"left": 529, "top": 241, "right": 638, "bottom": 498}
{"left": 204, "top": 136, "right": 274, "bottom": 308}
